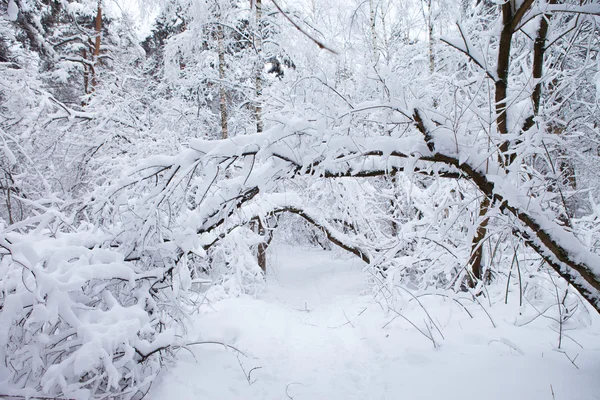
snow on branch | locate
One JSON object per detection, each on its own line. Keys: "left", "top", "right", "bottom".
{"left": 515, "top": 2, "right": 600, "bottom": 31}
{"left": 203, "top": 192, "right": 373, "bottom": 263}
{"left": 0, "top": 227, "right": 179, "bottom": 399}
{"left": 441, "top": 24, "right": 498, "bottom": 82}
{"left": 100, "top": 101, "right": 600, "bottom": 313}
{"left": 211, "top": 111, "right": 600, "bottom": 310}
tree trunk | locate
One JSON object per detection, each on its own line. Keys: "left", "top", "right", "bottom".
{"left": 369, "top": 0, "right": 379, "bottom": 64}
{"left": 255, "top": 0, "right": 263, "bottom": 134}
{"left": 494, "top": 2, "right": 512, "bottom": 161}
{"left": 217, "top": 23, "right": 228, "bottom": 139}
{"left": 469, "top": 196, "right": 489, "bottom": 283}
{"left": 91, "top": 0, "right": 102, "bottom": 90}
{"left": 257, "top": 218, "right": 267, "bottom": 272}
{"left": 82, "top": 48, "right": 90, "bottom": 96}
{"left": 427, "top": 0, "right": 434, "bottom": 74}
{"left": 254, "top": 0, "right": 267, "bottom": 272}
{"left": 522, "top": 5, "right": 574, "bottom": 224}
{"left": 469, "top": 1, "right": 533, "bottom": 287}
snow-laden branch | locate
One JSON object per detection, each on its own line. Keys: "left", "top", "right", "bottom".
{"left": 107, "top": 98, "right": 600, "bottom": 312}
{"left": 515, "top": 2, "right": 600, "bottom": 31}
{"left": 184, "top": 111, "right": 600, "bottom": 310}
{"left": 0, "top": 229, "right": 177, "bottom": 399}
{"left": 411, "top": 109, "right": 600, "bottom": 310}
{"left": 441, "top": 24, "right": 498, "bottom": 82}
{"left": 202, "top": 192, "right": 373, "bottom": 263}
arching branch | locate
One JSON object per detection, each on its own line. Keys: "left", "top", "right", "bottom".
{"left": 201, "top": 199, "right": 372, "bottom": 263}
{"left": 138, "top": 113, "right": 600, "bottom": 312}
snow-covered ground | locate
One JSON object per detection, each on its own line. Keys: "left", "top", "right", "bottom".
{"left": 149, "top": 245, "right": 600, "bottom": 400}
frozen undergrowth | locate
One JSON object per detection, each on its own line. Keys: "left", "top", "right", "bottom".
{"left": 0, "top": 227, "right": 182, "bottom": 399}
{"left": 148, "top": 244, "right": 600, "bottom": 400}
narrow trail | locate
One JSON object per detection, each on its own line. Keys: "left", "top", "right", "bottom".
{"left": 149, "top": 246, "right": 600, "bottom": 400}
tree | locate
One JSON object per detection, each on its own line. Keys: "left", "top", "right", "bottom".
{"left": 1, "top": 0, "right": 599, "bottom": 398}
{"left": 104, "top": 0, "right": 600, "bottom": 310}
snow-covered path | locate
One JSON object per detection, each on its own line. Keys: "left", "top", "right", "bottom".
{"left": 149, "top": 246, "right": 600, "bottom": 400}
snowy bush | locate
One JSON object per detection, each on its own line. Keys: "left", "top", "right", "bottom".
{"left": 0, "top": 222, "right": 177, "bottom": 399}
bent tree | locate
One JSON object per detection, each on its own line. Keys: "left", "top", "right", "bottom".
{"left": 109, "top": 0, "right": 600, "bottom": 309}
{"left": 116, "top": 103, "right": 600, "bottom": 311}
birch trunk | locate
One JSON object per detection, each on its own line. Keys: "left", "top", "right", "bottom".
{"left": 217, "top": 23, "right": 228, "bottom": 139}
{"left": 255, "top": 0, "right": 267, "bottom": 272}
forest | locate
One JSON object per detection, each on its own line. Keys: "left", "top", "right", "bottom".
{"left": 0, "top": 0, "right": 599, "bottom": 398}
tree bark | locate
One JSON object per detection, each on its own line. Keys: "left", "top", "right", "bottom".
{"left": 91, "top": 0, "right": 102, "bottom": 90}
{"left": 469, "top": 0, "right": 534, "bottom": 286}
{"left": 257, "top": 218, "right": 267, "bottom": 272}
{"left": 82, "top": 48, "right": 90, "bottom": 96}
{"left": 369, "top": 0, "right": 379, "bottom": 64}
{"left": 254, "top": 0, "right": 263, "bottom": 134}
{"left": 468, "top": 196, "right": 489, "bottom": 282}
{"left": 217, "top": 23, "right": 228, "bottom": 139}
{"left": 427, "top": 0, "right": 434, "bottom": 74}
{"left": 521, "top": 8, "right": 574, "bottom": 223}
{"left": 495, "top": 2, "right": 512, "bottom": 156}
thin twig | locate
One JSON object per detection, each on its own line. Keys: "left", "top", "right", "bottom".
{"left": 468, "top": 289, "right": 496, "bottom": 328}
{"left": 183, "top": 341, "right": 247, "bottom": 357}
{"left": 286, "top": 382, "right": 305, "bottom": 400}
{"left": 343, "top": 310, "right": 355, "bottom": 328}
{"left": 270, "top": 0, "right": 338, "bottom": 54}
{"left": 561, "top": 351, "right": 579, "bottom": 369}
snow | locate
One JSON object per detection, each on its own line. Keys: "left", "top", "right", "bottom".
{"left": 2, "top": 0, "right": 600, "bottom": 397}
{"left": 148, "top": 245, "right": 600, "bottom": 400}
{"left": 7, "top": 0, "right": 18, "bottom": 21}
